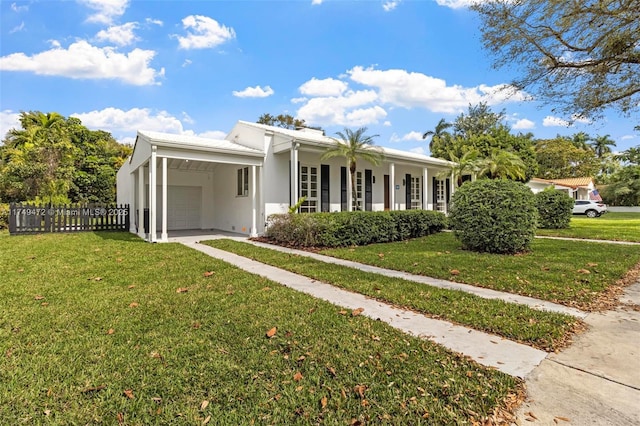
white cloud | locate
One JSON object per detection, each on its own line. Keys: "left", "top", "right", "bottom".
{"left": 291, "top": 97, "right": 308, "bottom": 104}
{"left": 311, "top": 0, "right": 323, "bottom": 4}
{"left": 232, "top": 85, "right": 274, "bottom": 98}
{"left": 0, "top": 110, "right": 21, "bottom": 140}
{"left": 95, "top": 22, "right": 139, "bottom": 46}
{"left": 543, "top": 116, "right": 570, "bottom": 127}
{"left": 175, "top": 15, "right": 236, "bottom": 50}
{"left": 390, "top": 131, "right": 423, "bottom": 142}
{"left": 79, "top": 0, "right": 129, "bottom": 24}
{"left": 299, "top": 77, "right": 348, "bottom": 97}
{"left": 182, "top": 59, "right": 192, "bottom": 67}
{"left": 181, "top": 112, "right": 195, "bottom": 125}
{"left": 145, "top": 18, "right": 163, "bottom": 26}
{"left": 11, "top": 2, "right": 28, "bottom": 12}
{"left": 409, "top": 147, "right": 426, "bottom": 155}
{"left": 512, "top": 118, "right": 535, "bottom": 130}
{"left": 71, "top": 107, "right": 226, "bottom": 142}
{"left": 621, "top": 135, "right": 636, "bottom": 141}
{"left": 296, "top": 89, "right": 385, "bottom": 126}
{"left": 9, "top": 22, "right": 25, "bottom": 34}
{"left": 434, "top": 0, "right": 482, "bottom": 9}
{"left": 0, "top": 40, "right": 163, "bottom": 85}
{"left": 383, "top": 121, "right": 392, "bottom": 126}
{"left": 383, "top": 1, "right": 401, "bottom": 12}
{"left": 347, "top": 66, "right": 528, "bottom": 113}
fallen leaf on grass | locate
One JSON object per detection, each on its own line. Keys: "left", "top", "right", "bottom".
{"left": 128, "top": 285, "right": 135, "bottom": 289}
{"left": 293, "top": 372, "right": 303, "bottom": 382}
{"left": 326, "top": 366, "right": 337, "bottom": 377}
{"left": 266, "top": 327, "right": 277, "bottom": 338}
{"left": 338, "top": 310, "right": 348, "bottom": 315}
{"left": 587, "top": 263, "right": 598, "bottom": 267}
{"left": 320, "top": 396, "right": 327, "bottom": 409}
{"left": 129, "top": 302, "right": 139, "bottom": 308}
{"left": 107, "top": 329, "right": 115, "bottom": 335}
{"left": 41, "top": 302, "right": 49, "bottom": 307}
{"left": 200, "top": 400, "right": 209, "bottom": 410}
{"left": 123, "top": 389, "right": 134, "bottom": 399}
{"left": 577, "top": 269, "right": 591, "bottom": 274}
{"left": 34, "top": 295, "right": 45, "bottom": 300}
{"left": 203, "top": 271, "right": 214, "bottom": 277}
{"left": 354, "top": 385, "right": 366, "bottom": 399}
{"left": 117, "top": 413, "right": 124, "bottom": 424}
{"left": 450, "top": 269, "right": 460, "bottom": 275}
{"left": 351, "top": 308, "right": 364, "bottom": 316}
{"left": 176, "top": 287, "right": 188, "bottom": 293}
{"left": 43, "top": 409, "right": 51, "bottom": 416}
{"left": 202, "top": 415, "right": 211, "bottom": 425}
{"left": 151, "top": 397, "right": 162, "bottom": 403}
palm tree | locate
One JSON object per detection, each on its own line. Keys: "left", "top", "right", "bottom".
{"left": 571, "top": 131, "right": 592, "bottom": 150}
{"left": 590, "top": 134, "right": 616, "bottom": 158}
{"left": 441, "top": 149, "right": 482, "bottom": 187}
{"left": 422, "top": 118, "right": 452, "bottom": 156}
{"left": 477, "top": 149, "right": 526, "bottom": 180}
{"left": 321, "top": 127, "right": 384, "bottom": 210}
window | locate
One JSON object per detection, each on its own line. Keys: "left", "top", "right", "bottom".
{"left": 411, "top": 176, "right": 421, "bottom": 209}
{"left": 300, "top": 165, "right": 318, "bottom": 213}
{"left": 436, "top": 179, "right": 446, "bottom": 211}
{"left": 352, "top": 171, "right": 363, "bottom": 210}
{"left": 237, "top": 167, "right": 249, "bottom": 197}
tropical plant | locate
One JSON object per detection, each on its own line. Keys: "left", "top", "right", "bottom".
{"left": 320, "top": 127, "right": 384, "bottom": 211}
{"left": 423, "top": 118, "right": 453, "bottom": 155}
{"left": 477, "top": 149, "right": 526, "bottom": 180}
{"left": 590, "top": 134, "right": 616, "bottom": 159}
{"left": 441, "top": 149, "right": 481, "bottom": 187}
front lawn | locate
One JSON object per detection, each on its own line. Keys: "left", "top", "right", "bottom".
{"left": 537, "top": 212, "right": 640, "bottom": 242}
{"left": 319, "top": 232, "right": 640, "bottom": 311}
{"left": 205, "top": 239, "right": 580, "bottom": 352}
{"left": 0, "top": 232, "right": 519, "bottom": 425}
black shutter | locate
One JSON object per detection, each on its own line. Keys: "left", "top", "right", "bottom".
{"left": 432, "top": 177, "right": 437, "bottom": 206}
{"left": 365, "top": 169, "right": 372, "bottom": 211}
{"left": 405, "top": 174, "right": 411, "bottom": 210}
{"left": 321, "top": 164, "right": 330, "bottom": 212}
{"left": 461, "top": 174, "right": 472, "bottom": 184}
{"left": 340, "top": 167, "right": 347, "bottom": 211}
{"left": 421, "top": 176, "right": 424, "bottom": 209}
{"left": 445, "top": 178, "right": 451, "bottom": 203}
{"left": 288, "top": 160, "right": 291, "bottom": 206}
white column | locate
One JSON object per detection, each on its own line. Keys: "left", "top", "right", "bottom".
{"left": 389, "top": 162, "right": 395, "bottom": 211}
{"left": 290, "top": 142, "right": 299, "bottom": 207}
{"left": 137, "top": 166, "right": 145, "bottom": 239}
{"left": 422, "top": 167, "right": 429, "bottom": 210}
{"left": 251, "top": 165, "right": 258, "bottom": 237}
{"left": 447, "top": 171, "right": 455, "bottom": 214}
{"left": 129, "top": 172, "right": 136, "bottom": 233}
{"left": 346, "top": 164, "right": 353, "bottom": 212}
{"left": 160, "top": 157, "right": 168, "bottom": 242}
{"left": 258, "top": 165, "right": 264, "bottom": 234}
{"left": 149, "top": 147, "right": 157, "bottom": 242}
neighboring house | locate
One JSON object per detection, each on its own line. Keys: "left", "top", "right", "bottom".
{"left": 527, "top": 177, "right": 598, "bottom": 200}
{"left": 116, "top": 121, "right": 455, "bottom": 242}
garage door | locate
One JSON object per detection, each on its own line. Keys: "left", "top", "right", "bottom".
{"left": 156, "top": 186, "right": 202, "bottom": 230}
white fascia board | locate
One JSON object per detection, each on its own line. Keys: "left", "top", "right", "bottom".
{"left": 157, "top": 147, "right": 263, "bottom": 167}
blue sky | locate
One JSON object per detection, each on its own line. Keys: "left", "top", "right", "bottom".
{"left": 1, "top": 0, "right": 638, "bottom": 155}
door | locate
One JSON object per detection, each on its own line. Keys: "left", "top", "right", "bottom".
{"left": 157, "top": 186, "right": 202, "bottom": 230}
{"left": 384, "top": 175, "right": 390, "bottom": 211}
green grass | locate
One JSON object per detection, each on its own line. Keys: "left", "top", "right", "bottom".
{"left": 0, "top": 232, "right": 519, "bottom": 425}
{"left": 537, "top": 212, "right": 640, "bottom": 242}
{"left": 204, "top": 239, "right": 580, "bottom": 352}
{"left": 318, "top": 232, "right": 640, "bottom": 311}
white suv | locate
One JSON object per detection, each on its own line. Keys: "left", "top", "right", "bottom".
{"left": 572, "top": 200, "right": 607, "bottom": 218}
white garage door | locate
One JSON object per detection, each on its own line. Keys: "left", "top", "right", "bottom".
{"left": 156, "top": 186, "right": 202, "bottom": 230}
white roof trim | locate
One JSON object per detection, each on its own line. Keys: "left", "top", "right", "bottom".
{"left": 138, "top": 130, "right": 264, "bottom": 157}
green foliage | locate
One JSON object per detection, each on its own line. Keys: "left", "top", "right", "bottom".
{"left": 288, "top": 196, "right": 307, "bottom": 214}
{"left": 429, "top": 104, "right": 538, "bottom": 181}
{"left": 535, "top": 188, "right": 574, "bottom": 229}
{"left": 0, "top": 111, "right": 131, "bottom": 204}
{"left": 600, "top": 165, "right": 640, "bottom": 206}
{"left": 257, "top": 113, "right": 308, "bottom": 130}
{"left": 449, "top": 179, "right": 538, "bottom": 254}
{"left": 472, "top": 0, "right": 640, "bottom": 120}
{"left": 265, "top": 210, "right": 447, "bottom": 247}
{"left": 0, "top": 204, "right": 8, "bottom": 230}
{"left": 535, "top": 137, "right": 600, "bottom": 179}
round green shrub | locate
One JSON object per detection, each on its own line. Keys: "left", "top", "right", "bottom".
{"left": 449, "top": 179, "right": 538, "bottom": 254}
{"left": 535, "top": 188, "right": 574, "bottom": 229}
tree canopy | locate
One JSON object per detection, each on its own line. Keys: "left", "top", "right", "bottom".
{"left": 257, "top": 113, "right": 307, "bottom": 130}
{"left": 0, "top": 111, "right": 131, "bottom": 204}
{"left": 472, "top": 0, "right": 640, "bottom": 122}
{"left": 535, "top": 137, "right": 600, "bottom": 179}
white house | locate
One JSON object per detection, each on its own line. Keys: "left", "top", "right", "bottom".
{"left": 116, "top": 121, "right": 455, "bottom": 242}
{"left": 527, "top": 177, "right": 597, "bottom": 200}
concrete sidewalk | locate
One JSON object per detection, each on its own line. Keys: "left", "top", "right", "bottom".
{"left": 514, "top": 282, "right": 640, "bottom": 425}
{"left": 182, "top": 239, "right": 547, "bottom": 378}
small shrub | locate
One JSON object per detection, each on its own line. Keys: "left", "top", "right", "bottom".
{"left": 264, "top": 210, "right": 447, "bottom": 248}
{"left": 535, "top": 188, "right": 574, "bottom": 229}
{"left": 449, "top": 179, "right": 538, "bottom": 254}
{"left": 0, "top": 203, "right": 8, "bottom": 230}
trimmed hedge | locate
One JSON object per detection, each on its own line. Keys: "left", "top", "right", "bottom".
{"left": 449, "top": 179, "right": 538, "bottom": 254}
{"left": 535, "top": 188, "right": 574, "bottom": 229}
{"left": 264, "top": 210, "right": 447, "bottom": 248}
